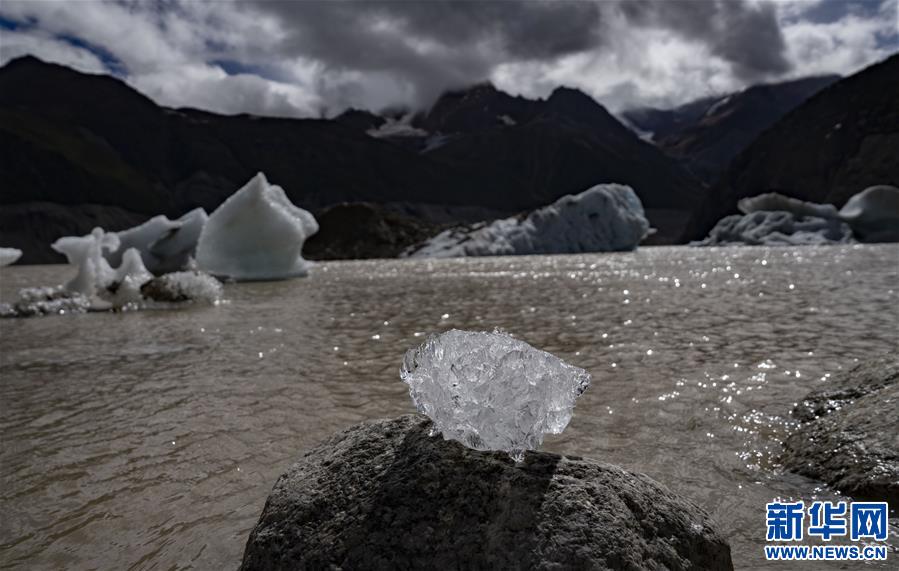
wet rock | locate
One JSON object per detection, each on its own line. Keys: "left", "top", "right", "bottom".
{"left": 240, "top": 414, "right": 733, "bottom": 571}
{"left": 782, "top": 358, "right": 899, "bottom": 503}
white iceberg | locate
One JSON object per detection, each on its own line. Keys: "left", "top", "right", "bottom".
{"left": 5, "top": 227, "right": 221, "bottom": 318}
{"left": 52, "top": 227, "right": 121, "bottom": 295}
{"left": 107, "top": 208, "right": 208, "bottom": 275}
{"left": 0, "top": 247, "right": 22, "bottom": 267}
{"left": 697, "top": 186, "right": 899, "bottom": 246}
{"left": 102, "top": 248, "right": 154, "bottom": 308}
{"left": 405, "top": 184, "right": 650, "bottom": 258}
{"left": 401, "top": 329, "right": 591, "bottom": 462}
{"left": 837, "top": 185, "right": 899, "bottom": 243}
{"left": 195, "top": 173, "right": 319, "bottom": 281}
{"left": 694, "top": 211, "right": 852, "bottom": 246}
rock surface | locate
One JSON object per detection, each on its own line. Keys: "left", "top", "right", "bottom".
{"left": 241, "top": 415, "right": 733, "bottom": 571}
{"left": 782, "top": 358, "right": 899, "bottom": 503}
{"left": 303, "top": 203, "right": 441, "bottom": 260}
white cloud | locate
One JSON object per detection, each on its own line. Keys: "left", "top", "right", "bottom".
{"left": 0, "top": 29, "right": 107, "bottom": 73}
{"left": 0, "top": 0, "right": 896, "bottom": 117}
{"left": 127, "top": 63, "right": 322, "bottom": 117}
{"left": 780, "top": 5, "right": 898, "bottom": 78}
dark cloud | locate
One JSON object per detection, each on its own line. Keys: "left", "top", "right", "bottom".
{"left": 244, "top": 0, "right": 794, "bottom": 109}
{"left": 245, "top": 0, "right": 604, "bottom": 107}
{"left": 618, "top": 0, "right": 791, "bottom": 81}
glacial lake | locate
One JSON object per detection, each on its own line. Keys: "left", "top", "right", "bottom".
{"left": 1, "top": 245, "right": 898, "bottom": 569}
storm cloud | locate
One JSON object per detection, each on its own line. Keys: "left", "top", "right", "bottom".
{"left": 246, "top": 0, "right": 793, "bottom": 107}
{"left": 0, "top": 0, "right": 896, "bottom": 116}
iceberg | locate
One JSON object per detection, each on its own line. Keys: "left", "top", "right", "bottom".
{"left": 696, "top": 186, "right": 899, "bottom": 246}
{"left": 738, "top": 192, "right": 839, "bottom": 219}
{"left": 52, "top": 227, "right": 121, "bottom": 295}
{"left": 0, "top": 247, "right": 22, "bottom": 267}
{"left": 196, "top": 173, "right": 319, "bottom": 281}
{"left": 838, "top": 185, "right": 899, "bottom": 243}
{"left": 106, "top": 208, "right": 208, "bottom": 275}
{"left": 694, "top": 211, "right": 852, "bottom": 246}
{"left": 401, "top": 329, "right": 591, "bottom": 461}
{"left": 4, "top": 227, "right": 222, "bottom": 318}
{"left": 405, "top": 184, "right": 650, "bottom": 258}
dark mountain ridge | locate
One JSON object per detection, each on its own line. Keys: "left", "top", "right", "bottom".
{"left": 623, "top": 75, "right": 840, "bottom": 181}
{"left": 687, "top": 53, "right": 899, "bottom": 240}
{"left": 0, "top": 55, "right": 704, "bottom": 262}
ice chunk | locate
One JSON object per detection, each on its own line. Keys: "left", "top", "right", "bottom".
{"left": 738, "top": 192, "right": 839, "bottom": 219}
{"left": 406, "top": 184, "right": 650, "bottom": 258}
{"left": 140, "top": 271, "right": 223, "bottom": 304}
{"left": 107, "top": 208, "right": 208, "bottom": 274}
{"left": 148, "top": 208, "right": 208, "bottom": 273}
{"left": 50, "top": 228, "right": 157, "bottom": 309}
{"left": 400, "top": 329, "right": 591, "bottom": 461}
{"left": 0, "top": 286, "right": 91, "bottom": 318}
{"left": 196, "top": 173, "right": 319, "bottom": 281}
{"left": 0, "top": 247, "right": 22, "bottom": 267}
{"left": 693, "top": 211, "right": 852, "bottom": 246}
{"left": 838, "top": 185, "right": 899, "bottom": 243}
{"left": 102, "top": 248, "right": 154, "bottom": 308}
{"left": 52, "top": 227, "right": 120, "bottom": 295}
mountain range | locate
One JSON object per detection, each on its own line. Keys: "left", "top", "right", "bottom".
{"left": 623, "top": 75, "right": 840, "bottom": 182}
{"left": 1, "top": 53, "right": 896, "bottom": 262}
{"left": 0, "top": 56, "right": 699, "bottom": 262}
{"left": 687, "top": 53, "right": 899, "bottom": 240}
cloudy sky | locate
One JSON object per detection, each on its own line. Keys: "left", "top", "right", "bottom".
{"left": 1, "top": 0, "right": 896, "bottom": 116}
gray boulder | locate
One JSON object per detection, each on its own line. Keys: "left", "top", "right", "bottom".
{"left": 241, "top": 414, "right": 733, "bottom": 571}
{"left": 782, "top": 358, "right": 899, "bottom": 503}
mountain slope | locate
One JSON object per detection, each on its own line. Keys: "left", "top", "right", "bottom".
{"left": 623, "top": 75, "right": 839, "bottom": 181}
{"left": 0, "top": 56, "right": 705, "bottom": 262}
{"left": 688, "top": 54, "right": 899, "bottom": 240}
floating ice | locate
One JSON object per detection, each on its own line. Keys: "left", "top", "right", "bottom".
{"left": 698, "top": 187, "right": 899, "bottom": 246}
{"left": 196, "top": 173, "right": 319, "bottom": 281}
{"left": 102, "top": 248, "right": 154, "bottom": 308}
{"left": 140, "top": 271, "right": 223, "bottom": 304}
{"left": 52, "top": 227, "right": 121, "bottom": 295}
{"left": 0, "top": 286, "right": 91, "bottom": 318}
{"left": 405, "top": 184, "right": 650, "bottom": 258}
{"left": 108, "top": 208, "right": 208, "bottom": 274}
{"left": 401, "top": 329, "right": 591, "bottom": 461}
{"left": 0, "top": 247, "right": 22, "bottom": 267}
{"left": 5, "top": 228, "right": 221, "bottom": 318}
{"left": 838, "top": 185, "right": 899, "bottom": 243}
{"left": 738, "top": 193, "right": 839, "bottom": 219}
{"left": 694, "top": 211, "right": 852, "bottom": 246}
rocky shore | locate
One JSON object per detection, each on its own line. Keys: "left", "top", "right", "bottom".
{"left": 782, "top": 358, "right": 899, "bottom": 503}
{"left": 240, "top": 414, "right": 733, "bottom": 570}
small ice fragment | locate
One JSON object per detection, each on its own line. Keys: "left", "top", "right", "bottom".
{"left": 0, "top": 247, "right": 22, "bottom": 267}
{"left": 400, "top": 329, "right": 591, "bottom": 461}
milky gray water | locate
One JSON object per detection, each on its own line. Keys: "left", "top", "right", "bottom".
{"left": 1, "top": 245, "right": 897, "bottom": 570}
